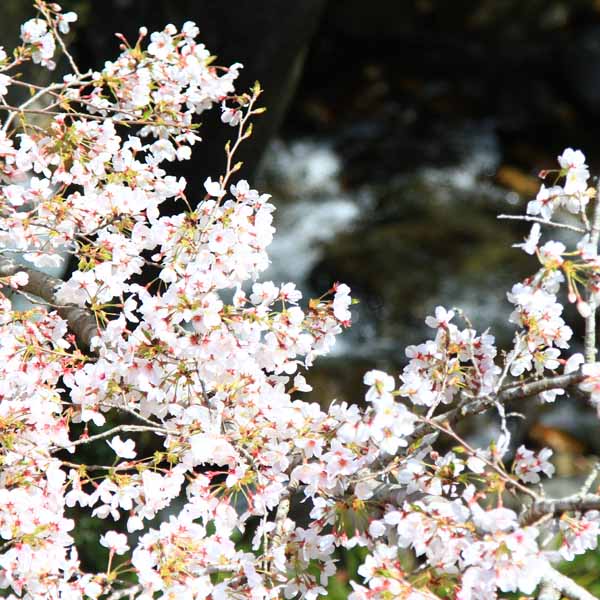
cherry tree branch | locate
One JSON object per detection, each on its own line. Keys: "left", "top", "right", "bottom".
{"left": 38, "top": 0, "right": 82, "bottom": 77}
{"left": 423, "top": 418, "right": 540, "bottom": 499}
{"left": 0, "top": 255, "right": 99, "bottom": 350}
{"left": 541, "top": 566, "right": 600, "bottom": 600}
{"left": 538, "top": 580, "right": 562, "bottom": 600}
{"left": 520, "top": 493, "right": 600, "bottom": 527}
{"left": 51, "top": 423, "right": 173, "bottom": 452}
{"left": 1, "top": 81, "right": 68, "bottom": 133}
{"left": 407, "top": 370, "right": 586, "bottom": 445}
{"left": 0, "top": 103, "right": 193, "bottom": 128}
{"left": 585, "top": 179, "right": 600, "bottom": 363}
{"left": 271, "top": 480, "right": 298, "bottom": 548}
{"left": 272, "top": 490, "right": 291, "bottom": 548}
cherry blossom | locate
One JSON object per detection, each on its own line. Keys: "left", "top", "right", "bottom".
{"left": 99, "top": 531, "right": 129, "bottom": 555}
{"left": 1, "top": 3, "right": 600, "bottom": 599}
{"left": 106, "top": 436, "right": 137, "bottom": 459}
{"left": 558, "top": 147, "right": 589, "bottom": 194}
{"left": 513, "top": 222, "right": 541, "bottom": 255}
{"left": 513, "top": 446, "right": 555, "bottom": 484}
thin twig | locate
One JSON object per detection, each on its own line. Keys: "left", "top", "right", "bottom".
{"left": 100, "top": 401, "right": 165, "bottom": 429}
{"left": 51, "top": 423, "right": 172, "bottom": 451}
{"left": 498, "top": 213, "right": 586, "bottom": 234}
{"left": 1, "top": 82, "right": 66, "bottom": 133}
{"left": 447, "top": 370, "right": 583, "bottom": 428}
{"left": 496, "top": 371, "right": 586, "bottom": 404}
{"left": 580, "top": 462, "right": 600, "bottom": 495}
{"left": 423, "top": 417, "right": 540, "bottom": 500}
{"left": 405, "top": 370, "right": 586, "bottom": 450}
{"left": 41, "top": 3, "right": 82, "bottom": 76}
{"left": 106, "top": 584, "right": 143, "bottom": 600}
{"left": 0, "top": 103, "right": 192, "bottom": 129}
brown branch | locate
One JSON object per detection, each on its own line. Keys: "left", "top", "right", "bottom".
{"left": 0, "top": 255, "right": 99, "bottom": 351}
{"left": 424, "top": 417, "right": 539, "bottom": 500}
{"left": 406, "top": 370, "right": 586, "bottom": 447}
{"left": 495, "top": 371, "right": 586, "bottom": 403}
{"left": 520, "top": 494, "right": 600, "bottom": 527}
{"left": 0, "top": 103, "right": 192, "bottom": 129}
{"left": 38, "top": 1, "right": 82, "bottom": 77}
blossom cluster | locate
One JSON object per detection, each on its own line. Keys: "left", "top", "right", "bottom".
{"left": 1, "top": 3, "right": 600, "bottom": 600}
{"left": 398, "top": 306, "right": 500, "bottom": 409}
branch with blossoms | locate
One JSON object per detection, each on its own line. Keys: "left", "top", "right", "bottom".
{"left": 0, "top": 254, "right": 99, "bottom": 350}
{"left": 5, "top": 2, "right": 600, "bottom": 600}
{"left": 521, "top": 493, "right": 600, "bottom": 527}
{"left": 403, "top": 367, "right": 588, "bottom": 445}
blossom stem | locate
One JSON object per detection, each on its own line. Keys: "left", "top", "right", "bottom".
{"left": 423, "top": 418, "right": 540, "bottom": 499}
{"left": 38, "top": 0, "right": 82, "bottom": 76}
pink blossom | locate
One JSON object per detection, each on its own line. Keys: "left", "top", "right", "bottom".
{"left": 100, "top": 530, "right": 129, "bottom": 555}
{"left": 332, "top": 283, "right": 352, "bottom": 322}
{"left": 107, "top": 435, "right": 137, "bottom": 459}
{"left": 513, "top": 446, "right": 555, "bottom": 483}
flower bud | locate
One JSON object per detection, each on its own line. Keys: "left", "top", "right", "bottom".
{"left": 578, "top": 300, "right": 592, "bottom": 318}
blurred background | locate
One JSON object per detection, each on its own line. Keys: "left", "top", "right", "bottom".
{"left": 6, "top": 0, "right": 600, "bottom": 593}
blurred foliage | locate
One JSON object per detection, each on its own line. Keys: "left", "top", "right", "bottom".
{"left": 327, "top": 547, "right": 369, "bottom": 599}
{"left": 559, "top": 547, "right": 600, "bottom": 595}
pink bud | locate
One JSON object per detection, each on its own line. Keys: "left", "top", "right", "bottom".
{"left": 568, "top": 292, "right": 577, "bottom": 304}
{"left": 578, "top": 301, "right": 592, "bottom": 318}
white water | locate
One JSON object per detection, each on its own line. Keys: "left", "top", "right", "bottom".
{"left": 260, "top": 128, "right": 518, "bottom": 358}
